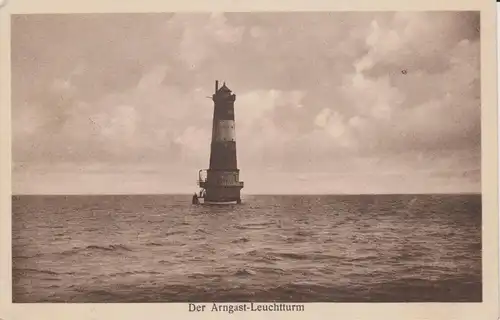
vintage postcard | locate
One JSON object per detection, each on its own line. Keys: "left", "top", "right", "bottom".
{"left": 0, "top": 0, "right": 498, "bottom": 319}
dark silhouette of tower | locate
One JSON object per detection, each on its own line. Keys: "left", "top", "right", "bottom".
{"left": 197, "top": 80, "right": 244, "bottom": 204}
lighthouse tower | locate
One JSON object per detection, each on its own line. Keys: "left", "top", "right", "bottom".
{"left": 196, "top": 80, "right": 244, "bottom": 204}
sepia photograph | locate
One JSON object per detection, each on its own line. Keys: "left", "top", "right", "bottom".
{"left": 1, "top": 0, "right": 498, "bottom": 318}
{"left": 10, "top": 10, "right": 486, "bottom": 303}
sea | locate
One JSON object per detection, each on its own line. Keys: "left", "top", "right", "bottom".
{"left": 12, "top": 194, "right": 482, "bottom": 303}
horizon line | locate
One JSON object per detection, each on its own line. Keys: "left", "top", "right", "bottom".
{"left": 11, "top": 192, "right": 482, "bottom": 197}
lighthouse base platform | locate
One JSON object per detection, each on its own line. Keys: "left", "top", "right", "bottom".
{"left": 192, "top": 197, "right": 241, "bottom": 205}
{"left": 195, "top": 172, "right": 244, "bottom": 205}
{"left": 202, "top": 200, "right": 241, "bottom": 205}
{"left": 192, "top": 191, "right": 242, "bottom": 205}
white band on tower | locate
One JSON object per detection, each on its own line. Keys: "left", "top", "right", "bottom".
{"left": 214, "top": 120, "right": 236, "bottom": 142}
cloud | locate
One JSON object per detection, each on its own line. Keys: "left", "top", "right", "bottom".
{"left": 170, "top": 13, "right": 245, "bottom": 68}
{"left": 11, "top": 12, "right": 481, "bottom": 194}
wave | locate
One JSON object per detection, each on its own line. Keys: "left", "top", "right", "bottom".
{"left": 188, "top": 273, "right": 223, "bottom": 280}
{"left": 107, "top": 271, "right": 162, "bottom": 277}
{"left": 235, "top": 249, "right": 279, "bottom": 261}
{"left": 252, "top": 266, "right": 287, "bottom": 275}
{"left": 14, "top": 268, "right": 76, "bottom": 276}
{"left": 13, "top": 253, "right": 44, "bottom": 259}
{"left": 237, "top": 249, "right": 342, "bottom": 262}
{"left": 165, "top": 231, "right": 186, "bottom": 236}
{"left": 273, "top": 252, "right": 341, "bottom": 261}
{"left": 295, "top": 230, "right": 313, "bottom": 237}
{"left": 145, "top": 242, "right": 163, "bottom": 247}
{"left": 284, "top": 237, "right": 304, "bottom": 243}
{"left": 234, "top": 222, "right": 277, "bottom": 230}
{"left": 83, "top": 227, "right": 100, "bottom": 232}
{"left": 89, "top": 244, "right": 131, "bottom": 251}
{"left": 231, "top": 238, "right": 250, "bottom": 244}
{"left": 195, "top": 228, "right": 210, "bottom": 234}
{"left": 59, "top": 244, "right": 132, "bottom": 256}
{"left": 234, "top": 249, "right": 341, "bottom": 264}
{"left": 274, "top": 253, "right": 311, "bottom": 260}
{"left": 238, "top": 249, "right": 259, "bottom": 256}
{"left": 234, "top": 268, "right": 257, "bottom": 276}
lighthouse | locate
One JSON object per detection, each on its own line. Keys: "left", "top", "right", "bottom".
{"left": 195, "top": 80, "right": 244, "bottom": 204}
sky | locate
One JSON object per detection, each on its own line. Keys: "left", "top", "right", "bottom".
{"left": 11, "top": 12, "right": 481, "bottom": 195}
